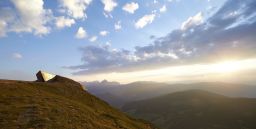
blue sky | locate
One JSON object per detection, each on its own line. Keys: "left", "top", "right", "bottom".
{"left": 1, "top": 0, "right": 256, "bottom": 83}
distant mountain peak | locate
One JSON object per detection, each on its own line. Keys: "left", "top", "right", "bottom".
{"left": 101, "top": 79, "right": 108, "bottom": 83}
{"left": 84, "top": 80, "right": 120, "bottom": 87}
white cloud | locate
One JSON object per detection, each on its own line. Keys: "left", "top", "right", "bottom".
{"left": 76, "top": 27, "right": 87, "bottom": 39}
{"left": 101, "top": 0, "right": 117, "bottom": 13}
{"left": 143, "top": 52, "right": 179, "bottom": 59}
{"left": 159, "top": 5, "right": 167, "bottom": 13}
{"left": 115, "top": 21, "right": 122, "bottom": 30}
{"left": 135, "top": 14, "right": 156, "bottom": 29}
{"left": 58, "top": 0, "right": 92, "bottom": 19}
{"left": 122, "top": 2, "right": 139, "bottom": 14}
{"left": 10, "top": 0, "right": 53, "bottom": 36}
{"left": 55, "top": 16, "right": 75, "bottom": 28}
{"left": 181, "top": 12, "right": 203, "bottom": 30}
{"left": 106, "top": 41, "right": 111, "bottom": 46}
{"left": 167, "top": 0, "right": 180, "bottom": 2}
{"left": 99, "top": 30, "right": 109, "bottom": 36}
{"left": 0, "top": 8, "right": 14, "bottom": 37}
{"left": 103, "top": 12, "right": 113, "bottom": 18}
{"left": 89, "top": 36, "right": 97, "bottom": 42}
{"left": 0, "top": 21, "right": 7, "bottom": 37}
{"left": 12, "top": 53, "right": 23, "bottom": 59}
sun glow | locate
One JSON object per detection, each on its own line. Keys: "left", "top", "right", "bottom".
{"left": 71, "top": 58, "right": 256, "bottom": 83}
{"left": 211, "top": 61, "right": 242, "bottom": 73}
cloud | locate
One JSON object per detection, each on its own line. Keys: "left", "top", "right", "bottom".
{"left": 159, "top": 5, "right": 167, "bottom": 13}
{"left": 114, "top": 21, "right": 122, "bottom": 30}
{"left": 75, "top": 27, "right": 87, "bottom": 39}
{"left": 0, "top": 7, "right": 16, "bottom": 37}
{"left": 68, "top": 0, "right": 256, "bottom": 75}
{"left": 89, "top": 36, "right": 97, "bottom": 42}
{"left": 167, "top": 0, "right": 180, "bottom": 3}
{"left": 181, "top": 12, "right": 203, "bottom": 30}
{"left": 0, "top": 21, "right": 7, "bottom": 37}
{"left": 66, "top": 44, "right": 137, "bottom": 74}
{"left": 0, "top": 0, "right": 92, "bottom": 37}
{"left": 122, "top": 2, "right": 139, "bottom": 14}
{"left": 55, "top": 16, "right": 75, "bottom": 29}
{"left": 0, "top": 8, "right": 14, "bottom": 37}
{"left": 58, "top": 0, "right": 92, "bottom": 19}
{"left": 12, "top": 53, "right": 23, "bottom": 59}
{"left": 0, "top": 0, "right": 53, "bottom": 36}
{"left": 135, "top": 14, "right": 156, "bottom": 29}
{"left": 11, "top": 0, "right": 53, "bottom": 35}
{"left": 101, "top": 0, "right": 117, "bottom": 13}
{"left": 103, "top": 12, "right": 114, "bottom": 18}
{"left": 99, "top": 30, "right": 109, "bottom": 36}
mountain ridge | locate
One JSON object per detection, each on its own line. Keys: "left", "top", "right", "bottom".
{"left": 0, "top": 76, "right": 156, "bottom": 129}
{"left": 85, "top": 81, "right": 256, "bottom": 108}
{"left": 122, "top": 89, "right": 256, "bottom": 129}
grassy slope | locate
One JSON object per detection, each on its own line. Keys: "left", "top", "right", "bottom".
{"left": 123, "top": 90, "right": 256, "bottom": 129}
{"left": 0, "top": 76, "right": 155, "bottom": 129}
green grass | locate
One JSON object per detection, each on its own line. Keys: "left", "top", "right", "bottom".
{"left": 0, "top": 76, "right": 156, "bottom": 129}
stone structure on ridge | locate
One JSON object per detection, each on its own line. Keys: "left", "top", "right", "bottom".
{"left": 36, "top": 71, "right": 56, "bottom": 82}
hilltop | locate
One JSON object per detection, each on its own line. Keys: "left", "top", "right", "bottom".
{"left": 0, "top": 75, "right": 156, "bottom": 129}
{"left": 122, "top": 90, "right": 256, "bottom": 129}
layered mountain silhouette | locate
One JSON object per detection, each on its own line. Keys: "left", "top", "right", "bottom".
{"left": 85, "top": 81, "right": 256, "bottom": 108}
{"left": 0, "top": 75, "right": 156, "bottom": 129}
{"left": 122, "top": 90, "right": 256, "bottom": 129}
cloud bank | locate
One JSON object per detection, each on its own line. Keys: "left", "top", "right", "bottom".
{"left": 67, "top": 0, "right": 256, "bottom": 75}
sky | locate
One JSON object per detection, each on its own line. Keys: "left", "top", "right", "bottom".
{"left": 0, "top": 0, "right": 256, "bottom": 84}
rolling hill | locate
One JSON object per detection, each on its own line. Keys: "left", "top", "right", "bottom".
{"left": 0, "top": 76, "right": 156, "bottom": 129}
{"left": 85, "top": 81, "right": 256, "bottom": 108}
{"left": 122, "top": 90, "right": 256, "bottom": 129}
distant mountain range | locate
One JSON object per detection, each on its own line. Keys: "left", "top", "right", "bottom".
{"left": 122, "top": 90, "right": 256, "bottom": 129}
{"left": 83, "top": 81, "right": 256, "bottom": 108}
{"left": 0, "top": 76, "right": 155, "bottom": 129}
{"left": 3, "top": 77, "right": 255, "bottom": 129}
